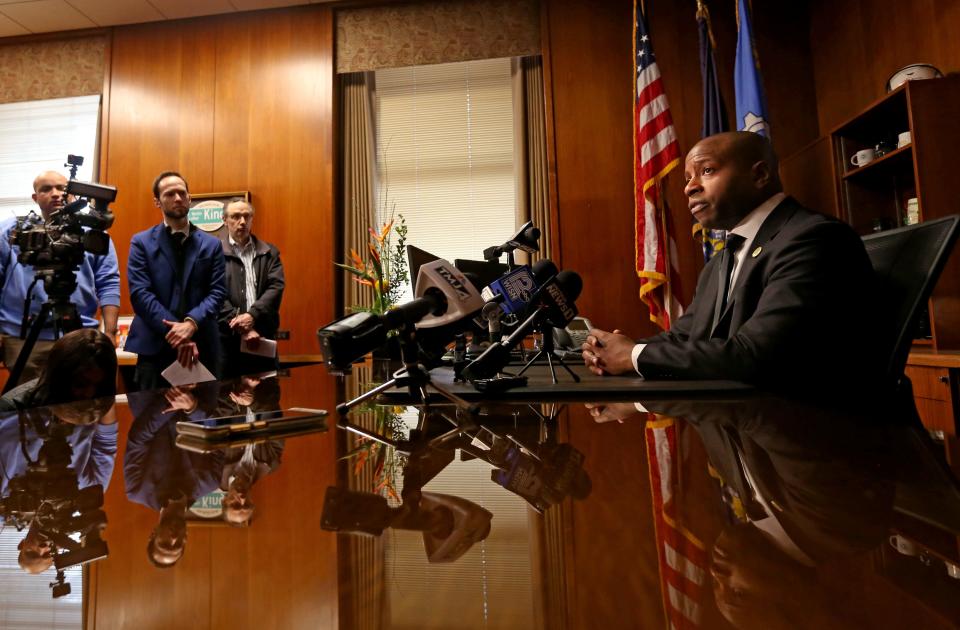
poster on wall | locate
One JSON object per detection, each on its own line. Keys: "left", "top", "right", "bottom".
{"left": 188, "top": 191, "right": 250, "bottom": 233}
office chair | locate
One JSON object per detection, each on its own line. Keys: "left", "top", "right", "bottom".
{"left": 866, "top": 217, "right": 960, "bottom": 536}
{"left": 861, "top": 215, "right": 960, "bottom": 390}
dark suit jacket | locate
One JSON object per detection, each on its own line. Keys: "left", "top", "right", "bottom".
{"left": 637, "top": 198, "right": 880, "bottom": 392}
{"left": 126, "top": 224, "right": 227, "bottom": 363}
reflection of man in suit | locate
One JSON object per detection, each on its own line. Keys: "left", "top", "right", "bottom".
{"left": 126, "top": 172, "right": 227, "bottom": 390}
{"left": 634, "top": 395, "right": 897, "bottom": 629}
{"left": 124, "top": 388, "right": 222, "bottom": 567}
{"left": 583, "top": 132, "right": 878, "bottom": 393}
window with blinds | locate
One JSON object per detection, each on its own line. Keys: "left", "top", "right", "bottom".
{"left": 374, "top": 58, "right": 516, "bottom": 300}
{"left": 0, "top": 95, "right": 101, "bottom": 219}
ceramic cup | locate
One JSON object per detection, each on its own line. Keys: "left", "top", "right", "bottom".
{"left": 851, "top": 148, "right": 876, "bottom": 167}
{"left": 889, "top": 534, "right": 919, "bottom": 556}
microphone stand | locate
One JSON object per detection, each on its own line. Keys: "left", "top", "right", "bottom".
{"left": 514, "top": 324, "right": 580, "bottom": 385}
{"left": 336, "top": 324, "right": 479, "bottom": 416}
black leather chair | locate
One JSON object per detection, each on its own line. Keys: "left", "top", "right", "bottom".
{"left": 862, "top": 215, "right": 960, "bottom": 390}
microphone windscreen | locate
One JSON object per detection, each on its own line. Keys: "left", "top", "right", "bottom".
{"left": 531, "top": 259, "right": 558, "bottom": 283}
{"left": 554, "top": 270, "right": 583, "bottom": 301}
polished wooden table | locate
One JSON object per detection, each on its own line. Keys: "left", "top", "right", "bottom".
{"left": 2, "top": 363, "right": 960, "bottom": 629}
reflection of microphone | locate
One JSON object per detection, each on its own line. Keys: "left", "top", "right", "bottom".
{"left": 320, "top": 487, "right": 492, "bottom": 563}
{"left": 461, "top": 270, "right": 583, "bottom": 381}
{"left": 489, "top": 442, "right": 591, "bottom": 512}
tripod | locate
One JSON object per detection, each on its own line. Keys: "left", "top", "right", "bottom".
{"left": 336, "top": 325, "right": 479, "bottom": 416}
{"left": 515, "top": 325, "right": 580, "bottom": 384}
{"left": 2, "top": 274, "right": 82, "bottom": 394}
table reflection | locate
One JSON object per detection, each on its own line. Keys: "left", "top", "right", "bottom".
{"left": 1, "top": 362, "right": 959, "bottom": 629}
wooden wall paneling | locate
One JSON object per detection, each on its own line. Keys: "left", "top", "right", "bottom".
{"left": 209, "top": 6, "right": 337, "bottom": 355}
{"left": 810, "top": 0, "right": 960, "bottom": 135}
{"left": 907, "top": 77, "right": 960, "bottom": 350}
{"left": 103, "top": 18, "right": 217, "bottom": 319}
{"left": 780, "top": 136, "right": 840, "bottom": 218}
{"left": 544, "top": 0, "right": 664, "bottom": 339}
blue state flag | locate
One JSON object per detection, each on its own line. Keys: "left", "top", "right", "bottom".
{"left": 734, "top": 0, "right": 770, "bottom": 136}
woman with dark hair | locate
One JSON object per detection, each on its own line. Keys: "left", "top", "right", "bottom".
{"left": 0, "top": 328, "right": 117, "bottom": 410}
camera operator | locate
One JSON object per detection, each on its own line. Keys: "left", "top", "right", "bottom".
{"left": 0, "top": 171, "right": 120, "bottom": 386}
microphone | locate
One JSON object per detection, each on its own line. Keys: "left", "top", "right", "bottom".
{"left": 481, "top": 259, "right": 558, "bottom": 318}
{"left": 480, "top": 265, "right": 537, "bottom": 315}
{"left": 482, "top": 301, "right": 503, "bottom": 343}
{"left": 413, "top": 260, "right": 484, "bottom": 328}
{"left": 461, "top": 270, "right": 583, "bottom": 381}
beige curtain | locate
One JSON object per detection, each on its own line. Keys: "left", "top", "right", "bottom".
{"left": 512, "top": 56, "right": 551, "bottom": 263}
{"left": 341, "top": 71, "right": 378, "bottom": 315}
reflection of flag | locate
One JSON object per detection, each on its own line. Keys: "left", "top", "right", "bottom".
{"left": 634, "top": 2, "right": 682, "bottom": 330}
{"left": 696, "top": 0, "right": 729, "bottom": 262}
{"left": 735, "top": 0, "right": 770, "bottom": 136}
{"left": 646, "top": 417, "right": 708, "bottom": 629}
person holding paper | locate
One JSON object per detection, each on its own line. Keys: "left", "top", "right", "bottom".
{"left": 217, "top": 198, "right": 285, "bottom": 378}
{"left": 126, "top": 172, "right": 227, "bottom": 390}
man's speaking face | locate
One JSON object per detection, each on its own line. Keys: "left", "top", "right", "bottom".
{"left": 32, "top": 172, "right": 68, "bottom": 221}
{"left": 154, "top": 175, "right": 190, "bottom": 221}
{"left": 683, "top": 136, "right": 762, "bottom": 232}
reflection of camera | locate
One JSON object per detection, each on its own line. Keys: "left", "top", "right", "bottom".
{"left": 0, "top": 419, "right": 109, "bottom": 598}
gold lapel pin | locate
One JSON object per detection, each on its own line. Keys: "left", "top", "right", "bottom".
{"left": 751, "top": 246, "right": 762, "bottom": 258}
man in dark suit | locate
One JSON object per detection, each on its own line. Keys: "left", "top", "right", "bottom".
{"left": 126, "top": 172, "right": 227, "bottom": 390}
{"left": 583, "top": 132, "right": 878, "bottom": 392}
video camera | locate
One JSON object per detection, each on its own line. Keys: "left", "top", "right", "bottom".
{"left": 11, "top": 157, "right": 117, "bottom": 275}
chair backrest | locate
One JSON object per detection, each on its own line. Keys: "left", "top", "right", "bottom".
{"left": 862, "top": 215, "right": 960, "bottom": 387}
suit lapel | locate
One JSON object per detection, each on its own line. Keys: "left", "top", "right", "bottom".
{"left": 181, "top": 228, "right": 200, "bottom": 287}
{"left": 153, "top": 225, "right": 177, "bottom": 271}
{"left": 711, "top": 198, "right": 799, "bottom": 336}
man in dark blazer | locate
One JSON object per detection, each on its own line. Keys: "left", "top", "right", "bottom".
{"left": 583, "top": 132, "right": 879, "bottom": 393}
{"left": 126, "top": 172, "right": 227, "bottom": 390}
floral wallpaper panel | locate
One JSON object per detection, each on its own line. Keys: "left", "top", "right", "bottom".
{"left": 337, "top": 0, "right": 540, "bottom": 73}
{"left": 0, "top": 36, "right": 106, "bottom": 104}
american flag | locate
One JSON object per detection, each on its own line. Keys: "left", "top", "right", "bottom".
{"left": 635, "top": 2, "right": 682, "bottom": 330}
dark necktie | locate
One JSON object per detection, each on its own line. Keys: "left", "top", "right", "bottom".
{"left": 713, "top": 233, "right": 745, "bottom": 330}
{"left": 169, "top": 231, "right": 188, "bottom": 318}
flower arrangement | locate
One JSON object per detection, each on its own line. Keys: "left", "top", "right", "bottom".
{"left": 337, "top": 214, "right": 409, "bottom": 315}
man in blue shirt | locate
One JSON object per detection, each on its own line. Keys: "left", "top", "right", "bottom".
{"left": 0, "top": 171, "right": 120, "bottom": 385}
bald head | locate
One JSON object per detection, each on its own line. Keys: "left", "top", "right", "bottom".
{"left": 703, "top": 131, "right": 780, "bottom": 183}
{"left": 31, "top": 171, "right": 68, "bottom": 221}
{"left": 683, "top": 132, "right": 783, "bottom": 231}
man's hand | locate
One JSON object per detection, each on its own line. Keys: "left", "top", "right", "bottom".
{"left": 581, "top": 328, "right": 636, "bottom": 376}
{"left": 163, "top": 319, "right": 196, "bottom": 348}
{"left": 103, "top": 329, "right": 118, "bottom": 347}
{"left": 163, "top": 386, "right": 198, "bottom": 414}
{"left": 229, "top": 313, "right": 255, "bottom": 333}
{"left": 240, "top": 328, "right": 261, "bottom": 349}
{"left": 176, "top": 341, "right": 199, "bottom": 368}
{"left": 584, "top": 402, "right": 644, "bottom": 424}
